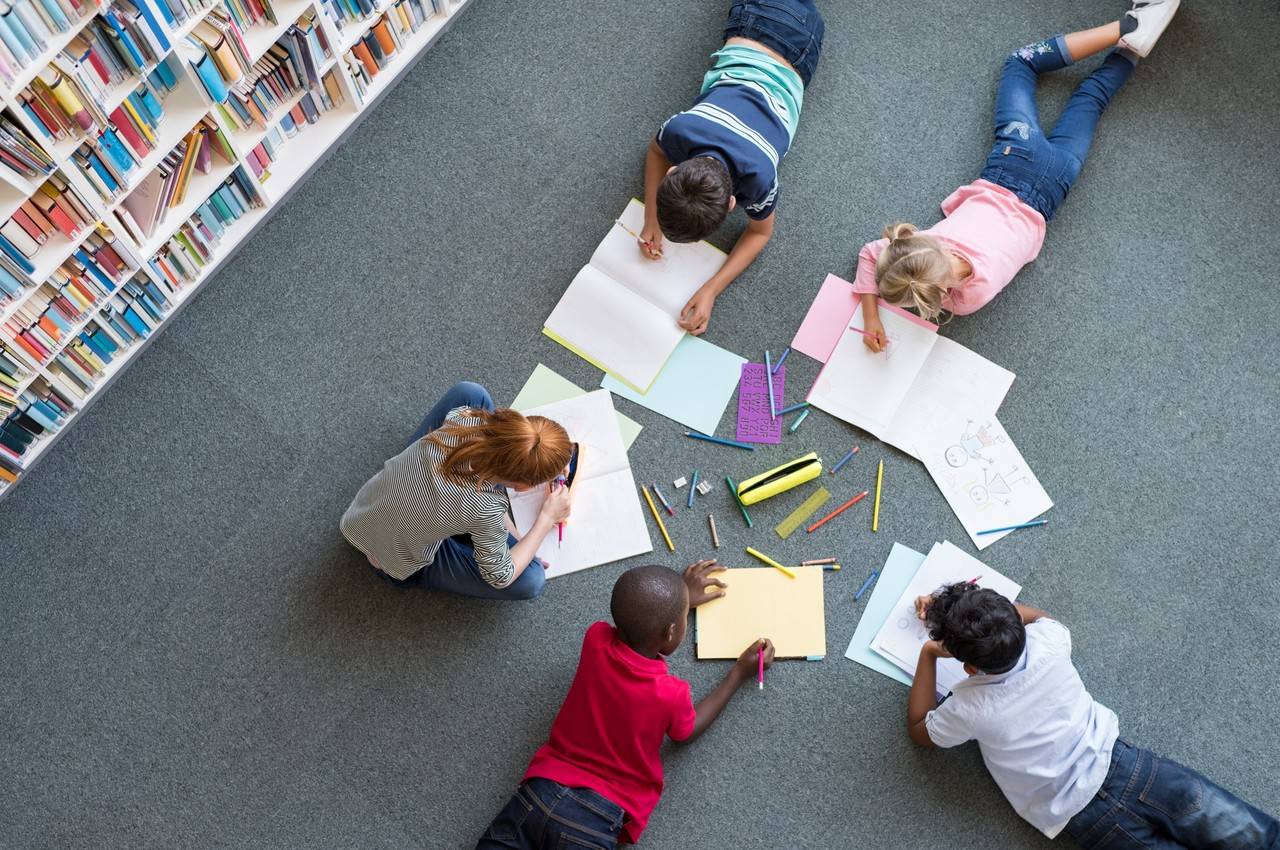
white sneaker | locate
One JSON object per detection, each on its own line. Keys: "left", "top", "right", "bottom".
{"left": 1118, "top": 0, "right": 1181, "bottom": 58}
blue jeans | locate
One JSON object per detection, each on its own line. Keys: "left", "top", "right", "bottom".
{"left": 476, "top": 778, "right": 625, "bottom": 849}
{"left": 979, "top": 36, "right": 1135, "bottom": 221}
{"left": 1066, "top": 740, "right": 1280, "bottom": 849}
{"left": 373, "top": 381, "right": 546, "bottom": 600}
{"left": 724, "top": 0, "right": 824, "bottom": 86}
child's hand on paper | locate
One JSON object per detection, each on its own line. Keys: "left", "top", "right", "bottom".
{"left": 639, "top": 221, "right": 664, "bottom": 259}
{"left": 683, "top": 559, "right": 728, "bottom": 607}
{"left": 539, "top": 479, "right": 574, "bottom": 525}
{"left": 915, "top": 594, "right": 935, "bottom": 620}
{"left": 735, "top": 638, "right": 775, "bottom": 679}
{"left": 679, "top": 289, "right": 715, "bottom": 336}
{"left": 862, "top": 314, "right": 888, "bottom": 353}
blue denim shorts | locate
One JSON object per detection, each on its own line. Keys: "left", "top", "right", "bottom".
{"left": 724, "top": 0, "right": 825, "bottom": 86}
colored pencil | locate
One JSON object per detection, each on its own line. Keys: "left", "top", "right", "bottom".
{"left": 806, "top": 490, "right": 869, "bottom": 533}
{"left": 976, "top": 519, "right": 1048, "bottom": 535}
{"left": 801, "top": 558, "right": 837, "bottom": 565}
{"left": 788, "top": 409, "right": 810, "bottom": 432}
{"left": 745, "top": 546, "right": 796, "bottom": 579}
{"left": 758, "top": 643, "right": 765, "bottom": 689}
{"left": 708, "top": 514, "right": 720, "bottom": 547}
{"left": 823, "top": 564, "right": 841, "bottom": 572}
{"left": 556, "top": 475, "right": 566, "bottom": 547}
{"left": 686, "top": 431, "right": 755, "bottom": 451}
{"left": 642, "top": 486, "right": 674, "bottom": 551}
{"left": 764, "top": 350, "right": 776, "bottom": 418}
{"left": 848, "top": 325, "right": 887, "bottom": 346}
{"left": 776, "top": 401, "right": 808, "bottom": 416}
{"left": 854, "top": 569, "right": 879, "bottom": 601}
{"left": 687, "top": 470, "right": 699, "bottom": 508}
{"left": 772, "top": 346, "right": 790, "bottom": 373}
{"left": 830, "top": 447, "right": 856, "bottom": 474}
{"left": 726, "top": 475, "right": 753, "bottom": 528}
{"left": 872, "top": 460, "right": 884, "bottom": 532}
{"left": 652, "top": 483, "right": 675, "bottom": 516}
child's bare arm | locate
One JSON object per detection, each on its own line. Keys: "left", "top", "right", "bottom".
{"left": 1015, "top": 603, "right": 1047, "bottom": 625}
{"left": 640, "top": 140, "right": 670, "bottom": 258}
{"left": 680, "top": 638, "right": 774, "bottom": 743}
{"left": 678, "top": 213, "right": 774, "bottom": 336}
{"left": 906, "top": 640, "right": 949, "bottom": 747}
{"left": 860, "top": 293, "right": 887, "bottom": 352}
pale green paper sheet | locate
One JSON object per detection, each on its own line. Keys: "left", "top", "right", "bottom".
{"left": 600, "top": 335, "right": 746, "bottom": 435}
{"left": 512, "top": 364, "right": 642, "bottom": 450}
{"left": 844, "top": 542, "right": 926, "bottom": 686}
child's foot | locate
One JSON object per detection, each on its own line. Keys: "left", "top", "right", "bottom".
{"left": 1118, "top": 0, "right": 1180, "bottom": 58}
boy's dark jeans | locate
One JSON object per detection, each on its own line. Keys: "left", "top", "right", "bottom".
{"left": 477, "top": 778, "right": 625, "bottom": 850}
{"left": 723, "top": 0, "right": 825, "bottom": 86}
{"left": 1066, "top": 740, "right": 1280, "bottom": 849}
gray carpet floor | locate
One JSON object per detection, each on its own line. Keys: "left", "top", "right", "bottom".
{"left": 4, "top": 1, "right": 1279, "bottom": 847}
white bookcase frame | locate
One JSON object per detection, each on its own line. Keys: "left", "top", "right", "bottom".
{"left": 0, "top": 0, "right": 472, "bottom": 500}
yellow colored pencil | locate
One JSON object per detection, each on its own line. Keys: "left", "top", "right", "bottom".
{"left": 872, "top": 459, "right": 884, "bottom": 532}
{"left": 643, "top": 485, "right": 675, "bottom": 551}
{"left": 745, "top": 546, "right": 797, "bottom": 579}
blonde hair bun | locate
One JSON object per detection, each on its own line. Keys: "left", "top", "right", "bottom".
{"left": 882, "top": 222, "right": 918, "bottom": 243}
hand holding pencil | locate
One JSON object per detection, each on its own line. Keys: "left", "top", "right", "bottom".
{"left": 736, "top": 638, "right": 775, "bottom": 685}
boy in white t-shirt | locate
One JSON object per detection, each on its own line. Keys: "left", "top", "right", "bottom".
{"left": 907, "top": 583, "right": 1278, "bottom": 849}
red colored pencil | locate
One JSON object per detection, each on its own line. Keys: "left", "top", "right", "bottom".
{"left": 806, "top": 490, "right": 870, "bottom": 533}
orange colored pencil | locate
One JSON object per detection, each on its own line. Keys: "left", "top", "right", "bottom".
{"left": 806, "top": 490, "right": 870, "bottom": 533}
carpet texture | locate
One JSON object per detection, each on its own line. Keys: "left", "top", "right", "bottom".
{"left": 3, "top": 1, "right": 1278, "bottom": 848}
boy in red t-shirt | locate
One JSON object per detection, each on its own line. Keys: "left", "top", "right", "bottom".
{"left": 476, "top": 560, "right": 774, "bottom": 848}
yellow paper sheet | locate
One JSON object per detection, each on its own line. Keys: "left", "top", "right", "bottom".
{"left": 695, "top": 566, "right": 826, "bottom": 659}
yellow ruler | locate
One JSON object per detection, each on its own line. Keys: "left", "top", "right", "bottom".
{"left": 775, "top": 486, "right": 831, "bottom": 539}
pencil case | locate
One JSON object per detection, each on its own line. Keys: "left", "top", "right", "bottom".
{"left": 736, "top": 452, "right": 823, "bottom": 506}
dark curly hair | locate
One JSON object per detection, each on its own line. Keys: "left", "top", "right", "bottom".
{"left": 656, "top": 156, "right": 732, "bottom": 242}
{"left": 924, "top": 583, "right": 1025, "bottom": 674}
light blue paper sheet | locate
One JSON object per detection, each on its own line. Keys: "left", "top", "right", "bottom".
{"left": 844, "top": 542, "right": 927, "bottom": 686}
{"left": 601, "top": 335, "right": 746, "bottom": 435}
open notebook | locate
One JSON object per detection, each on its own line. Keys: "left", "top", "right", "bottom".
{"left": 507, "top": 390, "right": 651, "bottom": 578}
{"left": 806, "top": 297, "right": 1014, "bottom": 460}
{"left": 543, "top": 199, "right": 726, "bottom": 393}
{"left": 869, "top": 541, "right": 1021, "bottom": 697}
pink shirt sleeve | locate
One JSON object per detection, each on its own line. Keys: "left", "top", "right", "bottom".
{"left": 852, "top": 238, "right": 888, "bottom": 296}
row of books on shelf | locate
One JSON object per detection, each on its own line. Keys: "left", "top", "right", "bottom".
{"left": 149, "top": 0, "right": 214, "bottom": 31}
{"left": 0, "top": 109, "right": 56, "bottom": 179}
{"left": 0, "top": 0, "right": 94, "bottom": 86}
{"left": 0, "top": 374, "right": 74, "bottom": 481}
{"left": 185, "top": 7, "right": 251, "bottom": 101}
{"left": 0, "top": 172, "right": 95, "bottom": 272}
{"left": 343, "top": 0, "right": 435, "bottom": 101}
{"left": 17, "top": 1, "right": 172, "bottom": 134}
{"left": 114, "top": 112, "right": 233, "bottom": 240}
{"left": 243, "top": 67, "right": 339, "bottom": 177}
{"left": 2, "top": 225, "right": 132, "bottom": 361}
{"left": 220, "top": 0, "right": 271, "bottom": 34}
{"left": 215, "top": 8, "right": 328, "bottom": 129}
{"left": 148, "top": 164, "right": 260, "bottom": 283}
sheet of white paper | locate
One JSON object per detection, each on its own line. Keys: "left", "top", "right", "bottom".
{"left": 908, "top": 406, "right": 1053, "bottom": 550}
{"left": 870, "top": 541, "right": 1022, "bottom": 696}
{"left": 590, "top": 199, "right": 726, "bottom": 319}
{"left": 544, "top": 264, "right": 684, "bottom": 392}
{"left": 881, "top": 337, "right": 1016, "bottom": 457}
{"left": 807, "top": 306, "right": 938, "bottom": 440}
{"left": 507, "top": 390, "right": 652, "bottom": 578}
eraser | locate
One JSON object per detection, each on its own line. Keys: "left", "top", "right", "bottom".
{"left": 674, "top": 477, "right": 687, "bottom": 489}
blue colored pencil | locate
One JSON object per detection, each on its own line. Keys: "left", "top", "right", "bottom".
{"left": 772, "top": 347, "right": 790, "bottom": 373}
{"left": 830, "top": 447, "right": 856, "bottom": 474}
{"left": 764, "top": 350, "right": 776, "bottom": 418}
{"left": 976, "top": 518, "right": 1048, "bottom": 535}
{"left": 854, "top": 569, "right": 879, "bottom": 602}
{"left": 788, "top": 409, "right": 810, "bottom": 433}
{"left": 687, "top": 470, "right": 699, "bottom": 508}
{"left": 776, "top": 401, "right": 808, "bottom": 416}
{"left": 686, "top": 431, "right": 755, "bottom": 451}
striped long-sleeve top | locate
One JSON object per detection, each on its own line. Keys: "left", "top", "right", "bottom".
{"left": 340, "top": 409, "right": 516, "bottom": 586}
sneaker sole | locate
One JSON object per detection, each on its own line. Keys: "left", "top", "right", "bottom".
{"left": 1119, "top": 0, "right": 1182, "bottom": 58}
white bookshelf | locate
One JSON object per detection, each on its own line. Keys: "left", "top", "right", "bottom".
{"left": 0, "top": 0, "right": 472, "bottom": 499}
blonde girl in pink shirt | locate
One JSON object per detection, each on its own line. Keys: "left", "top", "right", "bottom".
{"left": 857, "top": 0, "right": 1180, "bottom": 351}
